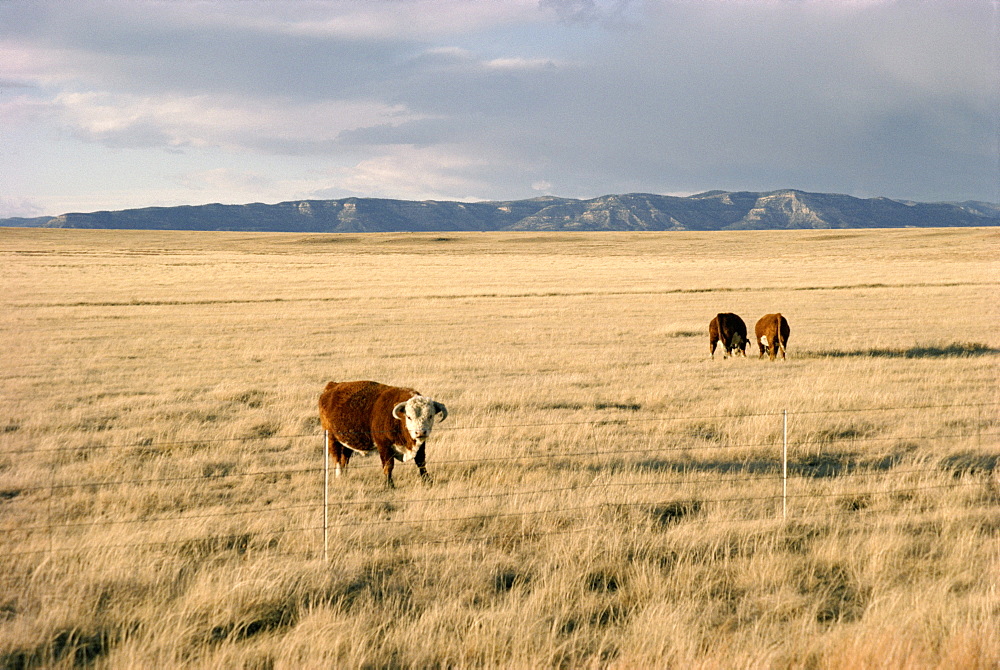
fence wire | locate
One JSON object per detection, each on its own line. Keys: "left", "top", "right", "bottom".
{"left": 0, "top": 402, "right": 996, "bottom": 561}
{"left": 2, "top": 400, "right": 995, "bottom": 457}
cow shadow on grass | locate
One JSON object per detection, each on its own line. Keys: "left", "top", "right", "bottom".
{"left": 802, "top": 342, "right": 1000, "bottom": 359}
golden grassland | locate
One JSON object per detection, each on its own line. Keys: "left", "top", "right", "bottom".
{"left": 1, "top": 226, "right": 999, "bottom": 668}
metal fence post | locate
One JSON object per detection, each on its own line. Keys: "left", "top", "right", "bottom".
{"left": 323, "top": 430, "right": 329, "bottom": 562}
{"left": 782, "top": 410, "right": 788, "bottom": 521}
{"left": 48, "top": 460, "right": 56, "bottom": 559}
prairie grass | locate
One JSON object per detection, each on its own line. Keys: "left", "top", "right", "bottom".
{"left": 1, "top": 227, "right": 998, "bottom": 668}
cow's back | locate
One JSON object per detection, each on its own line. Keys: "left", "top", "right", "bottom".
{"left": 319, "top": 381, "right": 384, "bottom": 434}
{"left": 319, "top": 381, "right": 418, "bottom": 448}
{"left": 755, "top": 313, "right": 776, "bottom": 338}
{"left": 755, "top": 313, "right": 788, "bottom": 338}
{"left": 719, "top": 313, "right": 746, "bottom": 337}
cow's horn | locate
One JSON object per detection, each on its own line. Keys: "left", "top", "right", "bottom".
{"left": 392, "top": 401, "right": 408, "bottom": 420}
{"left": 434, "top": 401, "right": 448, "bottom": 422}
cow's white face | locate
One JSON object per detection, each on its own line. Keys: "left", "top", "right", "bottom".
{"left": 392, "top": 395, "right": 447, "bottom": 460}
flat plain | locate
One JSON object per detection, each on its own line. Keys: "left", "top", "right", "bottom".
{"left": 1, "top": 227, "right": 999, "bottom": 668}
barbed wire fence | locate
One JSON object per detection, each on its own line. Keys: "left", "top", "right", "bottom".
{"left": 1, "top": 401, "right": 997, "bottom": 563}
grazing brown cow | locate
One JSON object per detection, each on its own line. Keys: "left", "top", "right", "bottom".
{"left": 709, "top": 313, "right": 749, "bottom": 359}
{"left": 319, "top": 381, "right": 447, "bottom": 488}
{"left": 755, "top": 313, "right": 790, "bottom": 361}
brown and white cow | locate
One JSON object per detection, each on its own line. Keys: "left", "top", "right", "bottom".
{"left": 709, "top": 313, "right": 749, "bottom": 359}
{"left": 754, "top": 313, "right": 790, "bottom": 361}
{"left": 318, "top": 380, "right": 447, "bottom": 488}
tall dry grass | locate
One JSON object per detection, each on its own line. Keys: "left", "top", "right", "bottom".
{"left": 1, "top": 227, "right": 998, "bottom": 668}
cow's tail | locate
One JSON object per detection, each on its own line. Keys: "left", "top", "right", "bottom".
{"left": 714, "top": 314, "right": 727, "bottom": 357}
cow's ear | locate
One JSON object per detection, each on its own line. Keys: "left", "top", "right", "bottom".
{"left": 434, "top": 402, "right": 448, "bottom": 422}
{"left": 392, "top": 402, "right": 408, "bottom": 420}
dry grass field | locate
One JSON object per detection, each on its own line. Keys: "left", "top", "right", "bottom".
{"left": 1, "top": 227, "right": 999, "bottom": 669}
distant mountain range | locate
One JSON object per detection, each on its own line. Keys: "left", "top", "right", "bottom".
{"left": 3, "top": 190, "right": 999, "bottom": 232}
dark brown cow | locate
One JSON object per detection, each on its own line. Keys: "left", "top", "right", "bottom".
{"left": 709, "top": 313, "right": 748, "bottom": 359}
{"left": 319, "top": 380, "right": 447, "bottom": 488}
{"left": 755, "top": 313, "right": 790, "bottom": 361}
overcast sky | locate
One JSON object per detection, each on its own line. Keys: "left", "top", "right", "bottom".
{"left": 1, "top": 0, "right": 997, "bottom": 217}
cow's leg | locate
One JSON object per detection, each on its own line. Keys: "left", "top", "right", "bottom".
{"left": 778, "top": 336, "right": 787, "bottom": 360}
{"left": 339, "top": 445, "right": 353, "bottom": 476}
{"left": 769, "top": 333, "right": 778, "bottom": 361}
{"left": 710, "top": 336, "right": 717, "bottom": 358}
{"left": 757, "top": 336, "right": 766, "bottom": 359}
{"left": 329, "top": 439, "right": 344, "bottom": 478}
{"left": 380, "top": 451, "right": 396, "bottom": 488}
{"left": 414, "top": 445, "right": 431, "bottom": 485}
{"left": 722, "top": 333, "right": 731, "bottom": 359}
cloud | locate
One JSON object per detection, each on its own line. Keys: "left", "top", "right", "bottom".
{"left": 1, "top": 0, "right": 997, "bottom": 214}
{"left": 491, "top": 0, "right": 999, "bottom": 200}
{"left": 539, "top": 0, "right": 642, "bottom": 26}
{"left": 172, "top": 168, "right": 276, "bottom": 193}
{"left": 0, "top": 78, "right": 37, "bottom": 90}
{"left": 278, "top": 0, "right": 540, "bottom": 39}
{"left": 49, "top": 90, "right": 428, "bottom": 154}
{"left": 484, "top": 57, "right": 562, "bottom": 71}
{"left": 1, "top": 3, "right": 418, "bottom": 102}
{"left": 167, "top": 168, "right": 345, "bottom": 206}
{"left": 325, "top": 145, "right": 504, "bottom": 202}
{"left": 0, "top": 198, "right": 46, "bottom": 219}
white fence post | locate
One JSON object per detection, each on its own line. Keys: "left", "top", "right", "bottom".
{"left": 48, "top": 462, "right": 56, "bottom": 559}
{"left": 782, "top": 409, "right": 788, "bottom": 521}
{"left": 323, "top": 430, "right": 329, "bottom": 563}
